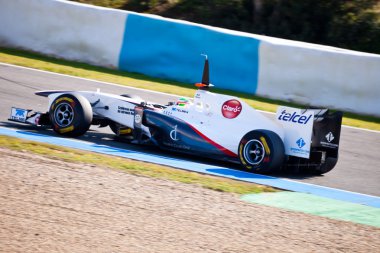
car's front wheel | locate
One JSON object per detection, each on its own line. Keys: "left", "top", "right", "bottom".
{"left": 238, "top": 130, "right": 285, "bottom": 173}
{"left": 49, "top": 93, "right": 92, "bottom": 137}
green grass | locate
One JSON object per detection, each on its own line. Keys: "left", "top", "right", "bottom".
{"left": 1, "top": 46, "right": 379, "bottom": 131}
{"left": 0, "top": 135, "right": 275, "bottom": 194}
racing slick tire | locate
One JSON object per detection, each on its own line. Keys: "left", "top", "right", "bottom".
{"left": 49, "top": 93, "right": 92, "bottom": 137}
{"left": 238, "top": 130, "right": 285, "bottom": 173}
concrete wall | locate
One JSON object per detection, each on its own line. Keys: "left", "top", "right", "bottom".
{"left": 0, "top": 0, "right": 379, "bottom": 116}
{"left": 257, "top": 37, "right": 380, "bottom": 116}
{"left": 0, "top": 0, "right": 126, "bottom": 68}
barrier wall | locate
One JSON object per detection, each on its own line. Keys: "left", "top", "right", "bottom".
{"left": 0, "top": 0, "right": 379, "bottom": 116}
{"left": 119, "top": 13, "right": 260, "bottom": 94}
{"left": 0, "top": 0, "right": 127, "bottom": 68}
{"left": 124, "top": 15, "right": 380, "bottom": 116}
{"left": 257, "top": 38, "right": 380, "bottom": 116}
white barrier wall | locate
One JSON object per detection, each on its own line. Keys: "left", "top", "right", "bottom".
{"left": 0, "top": 0, "right": 127, "bottom": 68}
{"left": 257, "top": 37, "right": 380, "bottom": 116}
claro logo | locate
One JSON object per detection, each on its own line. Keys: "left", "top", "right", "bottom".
{"left": 222, "top": 99, "right": 242, "bottom": 119}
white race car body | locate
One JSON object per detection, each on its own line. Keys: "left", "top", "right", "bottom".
{"left": 9, "top": 58, "right": 342, "bottom": 174}
{"left": 43, "top": 89, "right": 312, "bottom": 159}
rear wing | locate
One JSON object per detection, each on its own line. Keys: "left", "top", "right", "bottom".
{"left": 276, "top": 106, "right": 343, "bottom": 159}
{"left": 310, "top": 109, "right": 343, "bottom": 154}
{"left": 276, "top": 106, "right": 314, "bottom": 158}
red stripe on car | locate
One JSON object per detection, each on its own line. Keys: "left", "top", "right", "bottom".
{"left": 187, "top": 124, "right": 237, "bottom": 158}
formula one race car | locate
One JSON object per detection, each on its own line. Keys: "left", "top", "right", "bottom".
{"left": 9, "top": 57, "right": 343, "bottom": 174}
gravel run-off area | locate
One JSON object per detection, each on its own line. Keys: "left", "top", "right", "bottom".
{"left": 0, "top": 147, "right": 379, "bottom": 253}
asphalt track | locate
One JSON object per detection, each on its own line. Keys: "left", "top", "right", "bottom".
{"left": 0, "top": 63, "right": 379, "bottom": 196}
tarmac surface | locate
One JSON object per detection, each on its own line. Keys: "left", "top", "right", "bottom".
{"left": 0, "top": 63, "right": 379, "bottom": 196}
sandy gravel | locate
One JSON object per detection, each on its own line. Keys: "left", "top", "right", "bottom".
{"left": 0, "top": 147, "right": 379, "bottom": 253}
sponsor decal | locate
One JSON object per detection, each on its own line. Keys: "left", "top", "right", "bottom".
{"left": 134, "top": 114, "right": 142, "bottom": 124}
{"left": 162, "top": 141, "right": 190, "bottom": 150}
{"left": 278, "top": 110, "right": 313, "bottom": 124}
{"left": 290, "top": 138, "right": 309, "bottom": 156}
{"left": 326, "top": 132, "right": 334, "bottom": 143}
{"left": 163, "top": 110, "right": 173, "bottom": 116}
{"left": 320, "top": 141, "right": 339, "bottom": 148}
{"left": 10, "top": 108, "right": 27, "bottom": 122}
{"left": 58, "top": 125, "right": 74, "bottom": 134}
{"left": 296, "top": 138, "right": 306, "bottom": 148}
{"left": 276, "top": 106, "right": 313, "bottom": 158}
{"left": 56, "top": 97, "right": 74, "bottom": 104}
{"left": 221, "top": 99, "right": 242, "bottom": 119}
{"left": 320, "top": 132, "right": 339, "bottom": 148}
{"left": 164, "top": 107, "right": 188, "bottom": 115}
{"left": 176, "top": 97, "right": 189, "bottom": 107}
{"left": 290, "top": 146, "right": 309, "bottom": 156}
{"left": 195, "top": 93, "right": 201, "bottom": 99}
{"left": 321, "top": 141, "right": 339, "bottom": 148}
{"left": 55, "top": 97, "right": 75, "bottom": 108}
{"left": 260, "top": 136, "right": 271, "bottom": 155}
{"left": 239, "top": 143, "right": 252, "bottom": 169}
{"left": 170, "top": 125, "right": 179, "bottom": 141}
{"left": 117, "top": 106, "right": 134, "bottom": 115}
{"left": 176, "top": 109, "right": 189, "bottom": 114}
{"left": 15, "top": 109, "right": 25, "bottom": 117}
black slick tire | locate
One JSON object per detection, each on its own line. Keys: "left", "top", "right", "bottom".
{"left": 49, "top": 93, "right": 92, "bottom": 137}
{"left": 238, "top": 130, "right": 285, "bottom": 173}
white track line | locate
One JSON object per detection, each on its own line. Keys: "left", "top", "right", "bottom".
{"left": 1, "top": 62, "right": 379, "bottom": 134}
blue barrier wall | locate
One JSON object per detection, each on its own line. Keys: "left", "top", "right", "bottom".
{"left": 119, "top": 13, "right": 260, "bottom": 94}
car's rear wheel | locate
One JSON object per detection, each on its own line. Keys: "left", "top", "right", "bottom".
{"left": 49, "top": 93, "right": 92, "bottom": 137}
{"left": 238, "top": 130, "right": 285, "bottom": 173}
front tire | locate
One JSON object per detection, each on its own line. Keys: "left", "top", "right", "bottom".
{"left": 49, "top": 93, "right": 92, "bottom": 137}
{"left": 238, "top": 130, "right": 285, "bottom": 173}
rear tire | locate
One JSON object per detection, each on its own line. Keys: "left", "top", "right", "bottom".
{"left": 49, "top": 93, "right": 92, "bottom": 137}
{"left": 238, "top": 130, "right": 285, "bottom": 173}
